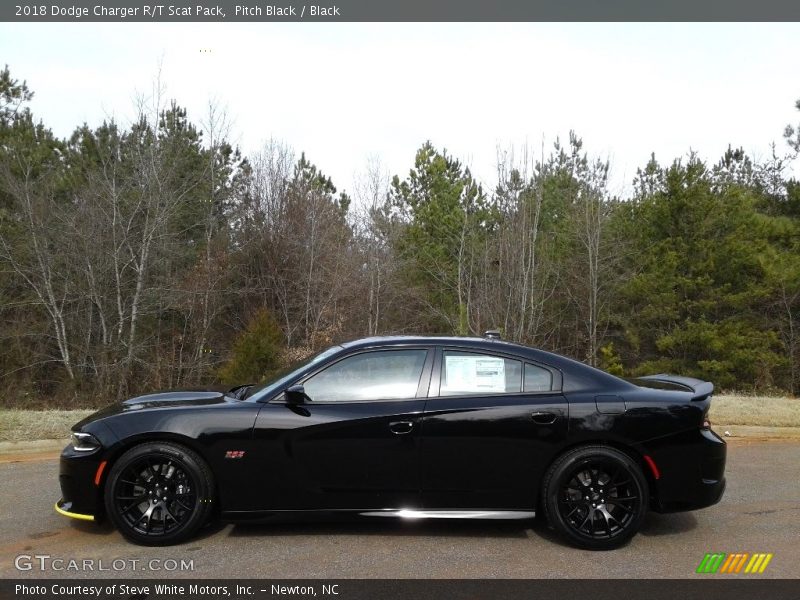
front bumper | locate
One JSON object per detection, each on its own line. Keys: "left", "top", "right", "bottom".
{"left": 54, "top": 498, "right": 95, "bottom": 521}
{"left": 56, "top": 443, "right": 105, "bottom": 520}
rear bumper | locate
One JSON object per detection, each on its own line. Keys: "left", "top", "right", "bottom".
{"left": 648, "top": 428, "right": 727, "bottom": 513}
{"left": 654, "top": 476, "right": 726, "bottom": 513}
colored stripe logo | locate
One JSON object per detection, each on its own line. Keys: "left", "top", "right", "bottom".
{"left": 696, "top": 553, "right": 773, "bottom": 574}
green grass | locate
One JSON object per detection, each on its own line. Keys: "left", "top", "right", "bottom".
{"left": 0, "top": 409, "right": 95, "bottom": 443}
{"left": 0, "top": 396, "right": 798, "bottom": 443}
{"left": 710, "top": 395, "right": 800, "bottom": 427}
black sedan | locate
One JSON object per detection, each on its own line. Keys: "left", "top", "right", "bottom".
{"left": 56, "top": 335, "right": 726, "bottom": 549}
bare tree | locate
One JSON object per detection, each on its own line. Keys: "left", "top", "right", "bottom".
{"left": 483, "top": 143, "right": 558, "bottom": 346}
{"left": 565, "top": 139, "right": 616, "bottom": 366}
{"left": 353, "top": 156, "right": 392, "bottom": 335}
{"left": 0, "top": 156, "right": 76, "bottom": 379}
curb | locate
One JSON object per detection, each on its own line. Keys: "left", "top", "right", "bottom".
{"left": 0, "top": 438, "right": 67, "bottom": 456}
{"left": 714, "top": 424, "right": 800, "bottom": 441}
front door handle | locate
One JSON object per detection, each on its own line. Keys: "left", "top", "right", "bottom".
{"left": 389, "top": 421, "right": 414, "bottom": 435}
{"left": 531, "top": 411, "right": 557, "bottom": 425}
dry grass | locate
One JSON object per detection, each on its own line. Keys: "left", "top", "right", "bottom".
{"left": 710, "top": 395, "right": 800, "bottom": 428}
{"left": 0, "top": 396, "right": 797, "bottom": 442}
{"left": 0, "top": 409, "right": 95, "bottom": 442}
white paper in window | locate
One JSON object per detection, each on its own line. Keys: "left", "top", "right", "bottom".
{"left": 444, "top": 355, "right": 505, "bottom": 393}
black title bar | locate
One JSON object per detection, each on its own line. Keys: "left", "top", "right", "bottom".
{"left": 4, "top": 0, "right": 800, "bottom": 22}
{"left": 3, "top": 579, "right": 800, "bottom": 600}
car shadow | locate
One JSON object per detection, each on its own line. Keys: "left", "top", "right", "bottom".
{"left": 227, "top": 511, "right": 697, "bottom": 544}
{"left": 69, "top": 519, "right": 116, "bottom": 537}
{"left": 65, "top": 511, "right": 698, "bottom": 546}
{"left": 638, "top": 511, "right": 698, "bottom": 536}
{"left": 228, "top": 514, "right": 536, "bottom": 539}
{"left": 66, "top": 518, "right": 230, "bottom": 542}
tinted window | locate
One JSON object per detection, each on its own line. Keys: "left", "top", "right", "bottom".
{"left": 524, "top": 363, "right": 553, "bottom": 392}
{"left": 440, "top": 351, "right": 521, "bottom": 396}
{"left": 303, "top": 349, "right": 428, "bottom": 402}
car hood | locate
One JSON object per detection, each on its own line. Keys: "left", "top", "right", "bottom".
{"left": 74, "top": 387, "right": 234, "bottom": 429}
{"left": 121, "top": 388, "right": 231, "bottom": 408}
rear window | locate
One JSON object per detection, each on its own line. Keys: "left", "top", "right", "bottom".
{"left": 524, "top": 363, "right": 553, "bottom": 392}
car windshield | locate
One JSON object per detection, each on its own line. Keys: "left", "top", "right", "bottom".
{"left": 245, "top": 345, "right": 343, "bottom": 402}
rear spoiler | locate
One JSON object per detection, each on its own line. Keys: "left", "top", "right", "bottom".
{"left": 638, "top": 374, "right": 714, "bottom": 401}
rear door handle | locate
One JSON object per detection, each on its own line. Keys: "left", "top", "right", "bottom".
{"left": 531, "top": 411, "right": 557, "bottom": 425}
{"left": 389, "top": 421, "right": 414, "bottom": 435}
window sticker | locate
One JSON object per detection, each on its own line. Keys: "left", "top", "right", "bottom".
{"left": 444, "top": 355, "right": 506, "bottom": 393}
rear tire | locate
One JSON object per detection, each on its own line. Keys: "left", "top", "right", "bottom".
{"left": 542, "top": 445, "right": 648, "bottom": 550}
{"left": 104, "top": 441, "right": 215, "bottom": 546}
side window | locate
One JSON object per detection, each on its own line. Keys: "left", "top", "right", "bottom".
{"left": 303, "top": 349, "right": 428, "bottom": 402}
{"left": 440, "top": 351, "right": 521, "bottom": 396}
{"left": 524, "top": 363, "right": 553, "bottom": 392}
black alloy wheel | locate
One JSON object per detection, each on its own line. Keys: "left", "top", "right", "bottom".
{"left": 104, "top": 442, "right": 214, "bottom": 545}
{"left": 542, "top": 446, "right": 648, "bottom": 550}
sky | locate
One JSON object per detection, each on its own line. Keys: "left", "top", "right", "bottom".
{"left": 1, "top": 22, "right": 799, "bottom": 198}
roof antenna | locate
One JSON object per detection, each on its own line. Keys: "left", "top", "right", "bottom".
{"left": 484, "top": 330, "right": 501, "bottom": 340}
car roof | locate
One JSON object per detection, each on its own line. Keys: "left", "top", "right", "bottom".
{"left": 339, "top": 335, "right": 566, "bottom": 365}
{"left": 342, "top": 335, "right": 485, "bottom": 347}
{"left": 339, "top": 335, "right": 558, "bottom": 359}
{"left": 340, "top": 335, "right": 520, "bottom": 351}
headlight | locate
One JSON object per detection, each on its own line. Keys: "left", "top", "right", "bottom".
{"left": 70, "top": 432, "right": 101, "bottom": 452}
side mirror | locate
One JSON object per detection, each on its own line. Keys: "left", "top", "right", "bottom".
{"left": 285, "top": 384, "right": 307, "bottom": 404}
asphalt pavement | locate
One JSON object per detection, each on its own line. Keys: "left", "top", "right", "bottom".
{"left": 1, "top": 439, "right": 798, "bottom": 579}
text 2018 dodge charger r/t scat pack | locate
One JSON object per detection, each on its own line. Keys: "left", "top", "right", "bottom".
{"left": 56, "top": 335, "right": 726, "bottom": 549}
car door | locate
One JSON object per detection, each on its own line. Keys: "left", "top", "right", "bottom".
{"left": 419, "top": 346, "right": 568, "bottom": 510}
{"left": 249, "top": 347, "right": 433, "bottom": 512}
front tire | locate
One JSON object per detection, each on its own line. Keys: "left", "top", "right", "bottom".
{"left": 542, "top": 445, "right": 648, "bottom": 550}
{"left": 104, "top": 441, "right": 215, "bottom": 546}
